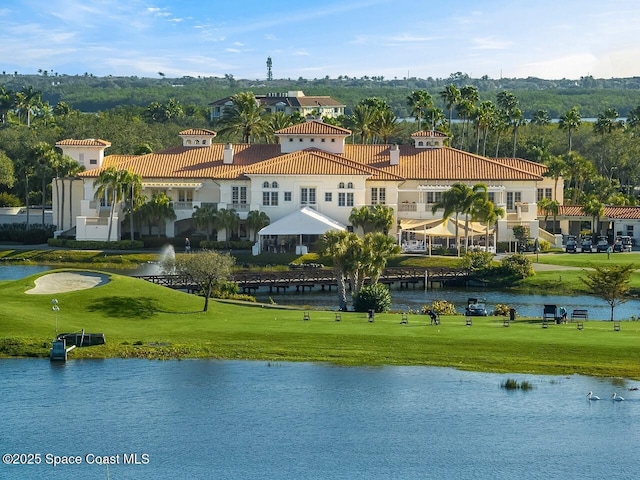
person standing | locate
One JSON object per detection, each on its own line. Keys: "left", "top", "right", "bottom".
{"left": 185, "top": 237, "right": 191, "bottom": 253}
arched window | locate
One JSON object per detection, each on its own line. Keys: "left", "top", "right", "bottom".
{"left": 263, "top": 181, "right": 270, "bottom": 188}
{"left": 347, "top": 182, "right": 353, "bottom": 189}
{"left": 338, "top": 182, "right": 345, "bottom": 189}
{"left": 271, "top": 181, "right": 278, "bottom": 188}
{"left": 418, "top": 141, "right": 424, "bottom": 146}
{"left": 186, "top": 139, "right": 192, "bottom": 145}
{"left": 195, "top": 139, "right": 200, "bottom": 144}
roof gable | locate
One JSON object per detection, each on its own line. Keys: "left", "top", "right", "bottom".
{"left": 275, "top": 120, "right": 351, "bottom": 136}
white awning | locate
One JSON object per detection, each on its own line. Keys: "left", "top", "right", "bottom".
{"left": 258, "top": 207, "right": 346, "bottom": 236}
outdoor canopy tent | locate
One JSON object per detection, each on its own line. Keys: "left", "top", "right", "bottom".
{"left": 400, "top": 219, "right": 495, "bottom": 255}
{"left": 257, "top": 207, "right": 347, "bottom": 253}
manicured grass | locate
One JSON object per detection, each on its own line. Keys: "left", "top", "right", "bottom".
{"left": 532, "top": 251, "right": 640, "bottom": 268}
{"left": 3, "top": 270, "right": 640, "bottom": 379}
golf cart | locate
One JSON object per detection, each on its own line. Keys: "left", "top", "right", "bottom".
{"left": 596, "top": 236, "right": 610, "bottom": 253}
{"left": 581, "top": 235, "right": 593, "bottom": 253}
{"left": 465, "top": 298, "right": 488, "bottom": 316}
{"left": 565, "top": 235, "right": 577, "bottom": 253}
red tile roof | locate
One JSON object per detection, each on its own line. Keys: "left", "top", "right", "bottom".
{"left": 275, "top": 120, "right": 351, "bottom": 136}
{"left": 411, "top": 131, "right": 448, "bottom": 138}
{"left": 558, "top": 205, "right": 640, "bottom": 219}
{"left": 179, "top": 128, "right": 217, "bottom": 136}
{"left": 56, "top": 139, "right": 111, "bottom": 147}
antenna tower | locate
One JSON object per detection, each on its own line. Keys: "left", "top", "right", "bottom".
{"left": 266, "top": 57, "right": 273, "bottom": 81}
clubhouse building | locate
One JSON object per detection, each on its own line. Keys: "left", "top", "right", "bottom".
{"left": 53, "top": 119, "right": 561, "bottom": 251}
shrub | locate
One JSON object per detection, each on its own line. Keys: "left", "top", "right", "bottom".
{"left": 499, "top": 253, "right": 534, "bottom": 279}
{"left": 0, "top": 192, "right": 21, "bottom": 207}
{"left": 0, "top": 223, "right": 55, "bottom": 244}
{"left": 492, "top": 303, "right": 513, "bottom": 316}
{"left": 352, "top": 283, "right": 391, "bottom": 313}
{"left": 459, "top": 251, "right": 494, "bottom": 273}
{"left": 47, "top": 238, "right": 145, "bottom": 250}
{"left": 422, "top": 300, "right": 458, "bottom": 316}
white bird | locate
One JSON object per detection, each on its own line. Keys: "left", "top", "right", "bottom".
{"left": 587, "top": 391, "right": 600, "bottom": 400}
{"left": 612, "top": 393, "right": 625, "bottom": 401}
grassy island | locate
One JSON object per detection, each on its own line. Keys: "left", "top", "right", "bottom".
{"left": 2, "top": 269, "right": 640, "bottom": 380}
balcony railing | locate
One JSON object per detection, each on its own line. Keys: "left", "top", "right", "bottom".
{"left": 172, "top": 201, "right": 194, "bottom": 210}
{"left": 227, "top": 203, "right": 250, "bottom": 212}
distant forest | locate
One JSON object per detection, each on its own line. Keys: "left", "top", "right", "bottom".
{"left": 1, "top": 71, "right": 640, "bottom": 118}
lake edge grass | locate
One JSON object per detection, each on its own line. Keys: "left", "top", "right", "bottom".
{"left": 2, "top": 269, "right": 640, "bottom": 380}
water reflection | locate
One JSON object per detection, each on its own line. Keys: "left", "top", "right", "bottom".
{"left": 1, "top": 359, "right": 638, "bottom": 480}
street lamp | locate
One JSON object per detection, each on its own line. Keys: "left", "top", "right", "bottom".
{"left": 51, "top": 299, "right": 60, "bottom": 336}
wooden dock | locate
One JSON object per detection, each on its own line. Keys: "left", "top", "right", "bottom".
{"left": 134, "top": 267, "right": 470, "bottom": 294}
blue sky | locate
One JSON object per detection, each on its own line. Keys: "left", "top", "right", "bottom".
{"left": 1, "top": 0, "right": 639, "bottom": 80}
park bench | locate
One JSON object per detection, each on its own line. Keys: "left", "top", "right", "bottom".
{"left": 570, "top": 309, "right": 588, "bottom": 321}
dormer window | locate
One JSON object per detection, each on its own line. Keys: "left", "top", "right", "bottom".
{"left": 347, "top": 182, "right": 353, "bottom": 189}
{"left": 186, "top": 140, "right": 192, "bottom": 145}
{"left": 338, "top": 182, "right": 345, "bottom": 189}
{"left": 271, "top": 181, "right": 278, "bottom": 188}
{"left": 263, "top": 181, "right": 270, "bottom": 188}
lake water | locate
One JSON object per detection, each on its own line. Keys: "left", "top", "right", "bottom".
{"left": 1, "top": 359, "right": 638, "bottom": 480}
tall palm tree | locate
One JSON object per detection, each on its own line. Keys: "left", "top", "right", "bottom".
{"left": 317, "top": 230, "right": 351, "bottom": 311}
{"left": 63, "top": 160, "right": 85, "bottom": 233}
{"left": 215, "top": 208, "right": 240, "bottom": 247}
{"left": 558, "top": 107, "right": 582, "bottom": 152}
{"left": 245, "top": 210, "right": 270, "bottom": 242}
{"left": 473, "top": 101, "right": 495, "bottom": 155}
{"left": 16, "top": 86, "right": 41, "bottom": 127}
{"left": 475, "top": 199, "right": 505, "bottom": 252}
{"left": 531, "top": 109, "right": 551, "bottom": 128}
{"left": 543, "top": 156, "right": 566, "bottom": 202}
{"left": 217, "top": 92, "right": 268, "bottom": 143}
{"left": 93, "top": 167, "right": 129, "bottom": 241}
{"left": 349, "top": 206, "right": 373, "bottom": 235}
{"left": 510, "top": 108, "right": 526, "bottom": 157}
{"left": 32, "top": 142, "right": 56, "bottom": 226}
{"left": 265, "top": 112, "right": 295, "bottom": 143}
{"left": 490, "top": 110, "right": 510, "bottom": 157}
{"left": 460, "top": 184, "right": 488, "bottom": 251}
{"left": 563, "top": 152, "right": 595, "bottom": 204}
{"left": 431, "top": 183, "right": 474, "bottom": 256}
{"left": 0, "top": 85, "right": 14, "bottom": 124}
{"left": 457, "top": 85, "right": 479, "bottom": 151}
{"left": 361, "top": 232, "right": 401, "bottom": 284}
{"left": 406, "top": 90, "right": 433, "bottom": 131}
{"left": 594, "top": 107, "right": 625, "bottom": 174}
{"left": 374, "top": 109, "right": 401, "bottom": 144}
{"left": 192, "top": 204, "right": 218, "bottom": 241}
{"left": 348, "top": 104, "right": 375, "bottom": 144}
{"left": 121, "top": 171, "right": 143, "bottom": 241}
{"left": 537, "top": 198, "right": 559, "bottom": 233}
{"left": 582, "top": 196, "right": 605, "bottom": 235}
{"left": 439, "top": 84, "right": 461, "bottom": 128}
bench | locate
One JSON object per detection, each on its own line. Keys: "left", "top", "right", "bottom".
{"left": 543, "top": 305, "right": 557, "bottom": 322}
{"left": 571, "top": 309, "right": 588, "bottom": 321}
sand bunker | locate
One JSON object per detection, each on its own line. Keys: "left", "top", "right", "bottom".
{"left": 26, "top": 272, "right": 110, "bottom": 295}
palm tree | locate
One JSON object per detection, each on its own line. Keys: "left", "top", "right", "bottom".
{"left": 16, "top": 86, "right": 41, "bottom": 127}
{"left": 510, "top": 108, "right": 526, "bottom": 157}
{"left": 583, "top": 196, "right": 605, "bottom": 235}
{"left": 0, "top": 85, "right": 15, "bottom": 124}
{"left": 460, "top": 184, "right": 488, "bottom": 251}
{"left": 245, "top": 210, "right": 270, "bottom": 242}
{"left": 317, "top": 229, "right": 351, "bottom": 311}
{"left": 32, "top": 142, "right": 56, "bottom": 226}
{"left": 563, "top": 152, "right": 596, "bottom": 204}
{"left": 361, "top": 232, "right": 401, "bottom": 284}
{"left": 217, "top": 92, "right": 268, "bottom": 143}
{"left": 543, "top": 156, "right": 566, "bottom": 202}
{"left": 406, "top": 90, "right": 433, "bottom": 131}
{"left": 531, "top": 109, "right": 551, "bottom": 128}
{"left": 473, "top": 101, "right": 495, "bottom": 155}
{"left": 348, "top": 104, "right": 375, "bottom": 144}
{"left": 475, "top": 199, "right": 505, "bottom": 252}
{"left": 192, "top": 204, "right": 218, "bottom": 241}
{"left": 370, "top": 205, "right": 395, "bottom": 234}
{"left": 140, "top": 192, "right": 176, "bottom": 238}
{"left": 538, "top": 198, "right": 559, "bottom": 233}
{"left": 62, "top": 160, "right": 85, "bottom": 233}
{"left": 215, "top": 208, "right": 240, "bottom": 247}
{"left": 627, "top": 105, "right": 640, "bottom": 130}
{"left": 93, "top": 167, "right": 128, "bottom": 241}
{"left": 121, "top": 171, "right": 143, "bottom": 241}
{"left": 558, "top": 107, "right": 582, "bottom": 152}
{"left": 490, "top": 110, "right": 510, "bottom": 157}
{"left": 458, "top": 85, "right": 479, "bottom": 151}
{"left": 439, "top": 84, "right": 461, "bottom": 128}
{"left": 265, "top": 112, "right": 295, "bottom": 143}
{"left": 373, "top": 109, "right": 401, "bottom": 144}
{"left": 349, "top": 206, "right": 372, "bottom": 235}
{"left": 431, "top": 183, "right": 472, "bottom": 256}
{"left": 594, "top": 107, "right": 625, "bottom": 174}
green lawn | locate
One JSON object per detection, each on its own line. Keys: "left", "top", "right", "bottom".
{"left": 3, "top": 270, "right": 640, "bottom": 379}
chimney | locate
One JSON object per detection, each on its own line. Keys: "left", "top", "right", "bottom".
{"left": 390, "top": 144, "right": 400, "bottom": 165}
{"left": 223, "top": 143, "right": 234, "bottom": 164}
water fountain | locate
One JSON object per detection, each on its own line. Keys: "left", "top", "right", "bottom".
{"left": 158, "top": 244, "right": 176, "bottom": 274}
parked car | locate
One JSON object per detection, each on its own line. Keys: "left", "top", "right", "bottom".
{"left": 581, "top": 236, "right": 593, "bottom": 253}
{"left": 465, "top": 298, "right": 488, "bottom": 316}
{"left": 565, "top": 236, "right": 578, "bottom": 253}
{"left": 596, "top": 236, "right": 610, "bottom": 252}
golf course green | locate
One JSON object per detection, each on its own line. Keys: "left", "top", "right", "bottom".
{"left": 2, "top": 264, "right": 640, "bottom": 380}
